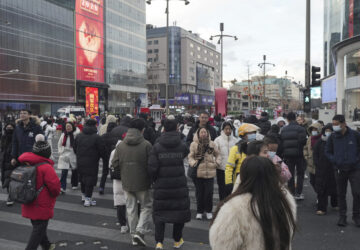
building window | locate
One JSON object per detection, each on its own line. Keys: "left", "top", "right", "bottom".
{"left": 148, "top": 58, "right": 153, "bottom": 62}
{"left": 204, "top": 57, "right": 208, "bottom": 62}
{"left": 154, "top": 40, "right": 159, "bottom": 45}
{"left": 154, "top": 49, "right": 159, "bottom": 53}
{"left": 216, "top": 62, "right": 218, "bottom": 65}
{"left": 210, "top": 59, "right": 214, "bottom": 64}
{"left": 197, "top": 54, "right": 201, "bottom": 59}
{"left": 216, "top": 54, "right": 219, "bottom": 59}
{"left": 190, "top": 43, "right": 194, "bottom": 48}
{"left": 148, "top": 49, "right": 153, "bottom": 54}
{"left": 148, "top": 41, "right": 152, "bottom": 45}
{"left": 210, "top": 52, "right": 213, "bottom": 57}
{"left": 190, "top": 51, "right": 194, "bottom": 56}
{"left": 191, "top": 76, "right": 195, "bottom": 81}
{"left": 204, "top": 49, "right": 207, "bottom": 54}
{"left": 190, "top": 67, "right": 195, "bottom": 72}
{"left": 197, "top": 46, "right": 201, "bottom": 51}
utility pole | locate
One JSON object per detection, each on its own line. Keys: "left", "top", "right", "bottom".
{"left": 305, "top": 0, "right": 311, "bottom": 114}
{"left": 258, "top": 55, "right": 275, "bottom": 109}
{"left": 246, "top": 64, "right": 252, "bottom": 111}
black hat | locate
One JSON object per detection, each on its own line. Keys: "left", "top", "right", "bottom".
{"left": 33, "top": 134, "right": 51, "bottom": 159}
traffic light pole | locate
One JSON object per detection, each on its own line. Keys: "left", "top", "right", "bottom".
{"left": 305, "top": 0, "right": 311, "bottom": 114}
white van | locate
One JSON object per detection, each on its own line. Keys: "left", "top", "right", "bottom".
{"left": 57, "top": 106, "right": 85, "bottom": 118}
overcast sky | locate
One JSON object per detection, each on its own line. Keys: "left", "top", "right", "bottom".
{"left": 146, "top": 0, "right": 324, "bottom": 86}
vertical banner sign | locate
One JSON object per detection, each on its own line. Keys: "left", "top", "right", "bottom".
{"left": 349, "top": 0, "right": 354, "bottom": 38}
{"left": 85, "top": 87, "right": 99, "bottom": 115}
{"left": 76, "top": 0, "right": 104, "bottom": 83}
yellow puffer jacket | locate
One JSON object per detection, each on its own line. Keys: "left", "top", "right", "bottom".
{"left": 225, "top": 144, "right": 247, "bottom": 185}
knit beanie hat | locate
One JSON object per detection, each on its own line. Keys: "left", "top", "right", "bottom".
{"left": 33, "top": 134, "right": 51, "bottom": 159}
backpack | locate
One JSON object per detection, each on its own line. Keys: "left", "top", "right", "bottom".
{"left": 9, "top": 162, "right": 47, "bottom": 204}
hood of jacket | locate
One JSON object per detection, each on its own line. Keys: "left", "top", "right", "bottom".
{"left": 158, "top": 131, "right": 182, "bottom": 148}
{"left": 276, "top": 117, "right": 287, "bottom": 125}
{"left": 307, "top": 122, "right": 322, "bottom": 134}
{"left": 123, "top": 128, "right": 145, "bottom": 145}
{"left": 259, "top": 116, "right": 269, "bottom": 122}
{"left": 16, "top": 116, "right": 41, "bottom": 126}
{"left": 106, "top": 115, "right": 117, "bottom": 125}
{"left": 220, "top": 130, "right": 235, "bottom": 141}
{"left": 193, "top": 129, "right": 211, "bottom": 144}
{"left": 82, "top": 125, "right": 98, "bottom": 135}
{"left": 18, "top": 152, "right": 54, "bottom": 166}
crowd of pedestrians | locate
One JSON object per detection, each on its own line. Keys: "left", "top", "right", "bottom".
{"left": 1, "top": 108, "right": 360, "bottom": 250}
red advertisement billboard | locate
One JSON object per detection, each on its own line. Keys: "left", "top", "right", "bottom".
{"left": 85, "top": 87, "right": 99, "bottom": 115}
{"left": 76, "top": 0, "right": 104, "bottom": 83}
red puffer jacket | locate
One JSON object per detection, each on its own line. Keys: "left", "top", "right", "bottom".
{"left": 18, "top": 152, "right": 60, "bottom": 220}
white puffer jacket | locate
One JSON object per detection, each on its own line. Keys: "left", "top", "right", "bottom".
{"left": 57, "top": 128, "right": 80, "bottom": 170}
{"left": 214, "top": 131, "right": 238, "bottom": 171}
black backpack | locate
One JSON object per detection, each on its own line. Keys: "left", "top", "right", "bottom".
{"left": 9, "top": 162, "right": 47, "bottom": 204}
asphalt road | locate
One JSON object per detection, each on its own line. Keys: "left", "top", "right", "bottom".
{"left": 0, "top": 136, "right": 359, "bottom": 250}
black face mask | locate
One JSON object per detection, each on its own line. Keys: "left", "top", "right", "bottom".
{"left": 5, "top": 129, "right": 14, "bottom": 135}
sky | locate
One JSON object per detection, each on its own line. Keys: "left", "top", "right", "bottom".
{"left": 146, "top": 0, "right": 324, "bottom": 87}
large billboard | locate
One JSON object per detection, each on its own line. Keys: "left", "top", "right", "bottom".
{"left": 85, "top": 87, "right": 99, "bottom": 115}
{"left": 196, "top": 63, "right": 215, "bottom": 92}
{"left": 322, "top": 76, "right": 337, "bottom": 103}
{"left": 76, "top": 0, "right": 104, "bottom": 83}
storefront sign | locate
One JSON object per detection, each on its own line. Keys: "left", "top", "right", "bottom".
{"left": 175, "top": 94, "right": 191, "bottom": 105}
{"left": 192, "top": 94, "right": 200, "bottom": 105}
{"left": 85, "top": 87, "right": 99, "bottom": 115}
{"left": 76, "top": 0, "right": 104, "bottom": 83}
{"left": 201, "top": 95, "right": 215, "bottom": 106}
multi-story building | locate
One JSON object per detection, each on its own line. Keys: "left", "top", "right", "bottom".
{"left": 323, "top": 0, "right": 360, "bottom": 118}
{"left": 146, "top": 25, "right": 221, "bottom": 111}
{"left": 0, "top": 0, "right": 147, "bottom": 117}
{"left": 227, "top": 84, "right": 261, "bottom": 114}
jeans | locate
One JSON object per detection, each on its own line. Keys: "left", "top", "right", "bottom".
{"left": 335, "top": 168, "right": 360, "bottom": 217}
{"left": 155, "top": 222, "right": 184, "bottom": 243}
{"left": 81, "top": 183, "right": 94, "bottom": 198}
{"left": 125, "top": 190, "right": 152, "bottom": 235}
{"left": 117, "top": 205, "right": 127, "bottom": 226}
{"left": 25, "top": 220, "right": 50, "bottom": 250}
{"left": 100, "top": 158, "right": 109, "bottom": 189}
{"left": 285, "top": 157, "right": 305, "bottom": 195}
{"left": 216, "top": 169, "right": 227, "bottom": 201}
{"left": 60, "top": 169, "right": 79, "bottom": 190}
{"left": 194, "top": 178, "right": 214, "bottom": 213}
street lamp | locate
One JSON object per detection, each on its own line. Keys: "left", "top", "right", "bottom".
{"left": 258, "top": 55, "right": 275, "bottom": 108}
{"left": 0, "top": 69, "right": 19, "bottom": 76}
{"left": 147, "top": 0, "right": 190, "bottom": 115}
{"left": 210, "top": 23, "right": 238, "bottom": 88}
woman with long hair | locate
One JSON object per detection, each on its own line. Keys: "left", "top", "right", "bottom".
{"left": 210, "top": 156, "right": 297, "bottom": 250}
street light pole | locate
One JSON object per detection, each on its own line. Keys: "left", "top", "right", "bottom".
{"left": 165, "top": 0, "right": 170, "bottom": 115}
{"left": 258, "top": 55, "right": 275, "bottom": 109}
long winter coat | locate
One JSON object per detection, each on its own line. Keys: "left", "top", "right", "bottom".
{"left": 74, "top": 125, "right": 105, "bottom": 186}
{"left": 280, "top": 121, "right": 307, "bottom": 158}
{"left": 188, "top": 133, "right": 221, "bottom": 179}
{"left": 209, "top": 189, "right": 296, "bottom": 250}
{"left": 303, "top": 123, "right": 322, "bottom": 174}
{"left": 148, "top": 131, "right": 191, "bottom": 224}
{"left": 313, "top": 138, "right": 337, "bottom": 196}
{"left": 99, "top": 115, "right": 117, "bottom": 136}
{"left": 57, "top": 128, "right": 80, "bottom": 170}
{"left": 18, "top": 152, "right": 60, "bottom": 220}
{"left": 0, "top": 131, "right": 14, "bottom": 188}
{"left": 11, "top": 116, "right": 43, "bottom": 159}
{"left": 214, "top": 131, "right": 238, "bottom": 171}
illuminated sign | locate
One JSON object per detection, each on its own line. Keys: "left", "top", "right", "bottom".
{"left": 85, "top": 87, "right": 99, "bottom": 115}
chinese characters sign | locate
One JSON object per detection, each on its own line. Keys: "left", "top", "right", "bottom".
{"left": 76, "top": 0, "right": 104, "bottom": 83}
{"left": 85, "top": 87, "right": 99, "bottom": 115}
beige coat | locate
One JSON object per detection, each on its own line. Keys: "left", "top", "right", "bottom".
{"left": 303, "top": 123, "right": 322, "bottom": 174}
{"left": 188, "top": 133, "right": 221, "bottom": 179}
{"left": 210, "top": 189, "right": 296, "bottom": 250}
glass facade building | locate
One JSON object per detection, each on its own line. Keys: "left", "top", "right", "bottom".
{"left": 0, "top": 0, "right": 75, "bottom": 116}
{"left": 105, "top": 0, "right": 147, "bottom": 114}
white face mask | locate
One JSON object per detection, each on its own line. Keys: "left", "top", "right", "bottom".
{"left": 333, "top": 125, "right": 341, "bottom": 132}
{"left": 325, "top": 131, "right": 332, "bottom": 137}
{"left": 311, "top": 131, "right": 319, "bottom": 136}
{"left": 247, "top": 133, "right": 256, "bottom": 142}
{"left": 268, "top": 151, "right": 276, "bottom": 159}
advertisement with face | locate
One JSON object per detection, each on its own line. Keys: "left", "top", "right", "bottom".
{"left": 76, "top": 0, "right": 104, "bottom": 83}
{"left": 86, "top": 87, "right": 99, "bottom": 115}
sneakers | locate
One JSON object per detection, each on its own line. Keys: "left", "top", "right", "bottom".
{"left": 353, "top": 216, "right": 360, "bottom": 227}
{"left": 337, "top": 216, "right": 347, "bottom": 227}
{"left": 99, "top": 187, "right": 104, "bottom": 195}
{"left": 60, "top": 188, "right": 66, "bottom": 194}
{"left": 84, "top": 197, "right": 91, "bottom": 207}
{"left": 6, "top": 197, "right": 14, "bottom": 206}
{"left": 90, "top": 198, "right": 96, "bottom": 206}
{"left": 133, "top": 232, "right": 146, "bottom": 246}
{"left": 81, "top": 194, "right": 86, "bottom": 202}
{"left": 174, "top": 238, "right": 184, "bottom": 249}
{"left": 316, "top": 210, "right": 326, "bottom": 216}
{"left": 120, "top": 225, "right": 129, "bottom": 234}
{"left": 196, "top": 213, "right": 203, "bottom": 220}
{"left": 131, "top": 238, "right": 138, "bottom": 246}
{"left": 48, "top": 243, "right": 56, "bottom": 250}
{"left": 294, "top": 194, "right": 304, "bottom": 200}
{"left": 206, "top": 213, "right": 213, "bottom": 220}
{"left": 155, "top": 242, "right": 164, "bottom": 249}
{"left": 72, "top": 186, "right": 78, "bottom": 190}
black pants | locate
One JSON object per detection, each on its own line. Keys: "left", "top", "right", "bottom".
{"left": 117, "top": 205, "right": 127, "bottom": 226}
{"left": 335, "top": 168, "right": 360, "bottom": 217}
{"left": 309, "top": 173, "right": 316, "bottom": 192}
{"left": 216, "top": 169, "right": 226, "bottom": 201}
{"left": 194, "top": 178, "right": 214, "bottom": 213}
{"left": 317, "top": 193, "right": 338, "bottom": 212}
{"left": 100, "top": 158, "right": 109, "bottom": 189}
{"left": 25, "top": 220, "right": 50, "bottom": 250}
{"left": 81, "top": 183, "right": 94, "bottom": 198}
{"left": 285, "top": 157, "right": 305, "bottom": 195}
{"left": 60, "top": 168, "right": 79, "bottom": 190}
{"left": 155, "top": 222, "right": 184, "bottom": 243}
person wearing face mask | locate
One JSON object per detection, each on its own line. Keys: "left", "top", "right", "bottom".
{"left": 0, "top": 123, "right": 16, "bottom": 206}
{"left": 280, "top": 112, "right": 307, "bottom": 200}
{"left": 224, "top": 123, "right": 259, "bottom": 195}
{"left": 325, "top": 115, "right": 360, "bottom": 227}
{"left": 214, "top": 122, "right": 238, "bottom": 201}
{"left": 313, "top": 123, "right": 338, "bottom": 216}
{"left": 303, "top": 123, "right": 323, "bottom": 192}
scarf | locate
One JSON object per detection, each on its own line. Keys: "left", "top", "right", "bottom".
{"left": 195, "top": 137, "right": 211, "bottom": 160}
{"left": 311, "top": 134, "right": 321, "bottom": 148}
{"left": 62, "top": 131, "right": 74, "bottom": 147}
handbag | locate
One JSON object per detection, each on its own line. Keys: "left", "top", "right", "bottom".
{"left": 187, "top": 156, "right": 204, "bottom": 179}
{"left": 110, "top": 165, "right": 121, "bottom": 180}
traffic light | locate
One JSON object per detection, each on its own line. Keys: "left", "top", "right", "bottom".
{"left": 303, "top": 88, "right": 311, "bottom": 113}
{"left": 311, "top": 66, "right": 321, "bottom": 87}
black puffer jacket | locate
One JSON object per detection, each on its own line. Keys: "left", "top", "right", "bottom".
{"left": 257, "top": 116, "right": 271, "bottom": 135}
{"left": 186, "top": 121, "right": 217, "bottom": 147}
{"left": 148, "top": 131, "right": 191, "bottom": 224}
{"left": 101, "top": 123, "right": 118, "bottom": 165}
{"left": 0, "top": 130, "right": 14, "bottom": 188}
{"left": 280, "top": 121, "right": 307, "bottom": 158}
{"left": 111, "top": 117, "right": 131, "bottom": 141}
{"left": 74, "top": 125, "right": 105, "bottom": 186}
